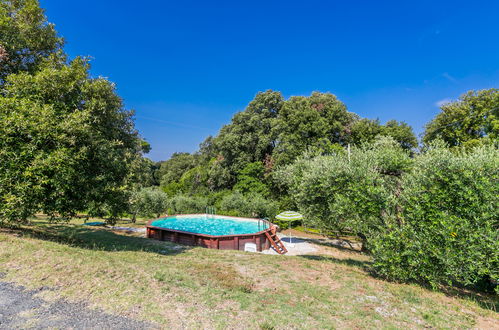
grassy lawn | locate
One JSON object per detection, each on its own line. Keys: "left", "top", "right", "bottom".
{"left": 0, "top": 218, "right": 497, "bottom": 329}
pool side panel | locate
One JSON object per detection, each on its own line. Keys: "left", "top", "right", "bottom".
{"left": 146, "top": 215, "right": 273, "bottom": 252}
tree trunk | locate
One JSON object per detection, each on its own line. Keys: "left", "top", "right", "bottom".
{"left": 357, "top": 232, "right": 369, "bottom": 252}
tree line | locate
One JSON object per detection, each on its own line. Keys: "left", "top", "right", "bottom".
{"left": 147, "top": 87, "right": 497, "bottom": 293}
{"left": 151, "top": 88, "right": 497, "bottom": 211}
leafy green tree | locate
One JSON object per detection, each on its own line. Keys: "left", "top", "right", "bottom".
{"left": 0, "top": 58, "right": 143, "bottom": 223}
{"left": 0, "top": 0, "right": 63, "bottom": 82}
{"left": 198, "top": 135, "right": 216, "bottom": 161}
{"left": 273, "top": 92, "right": 356, "bottom": 165}
{"left": 177, "top": 164, "right": 210, "bottom": 195}
{"left": 219, "top": 191, "right": 248, "bottom": 216}
{"left": 220, "top": 191, "right": 277, "bottom": 218}
{"left": 349, "top": 118, "right": 417, "bottom": 150}
{"left": 127, "top": 156, "right": 156, "bottom": 189}
{"left": 158, "top": 152, "right": 199, "bottom": 186}
{"left": 160, "top": 159, "right": 216, "bottom": 196}
{"left": 208, "top": 90, "right": 284, "bottom": 186}
{"left": 168, "top": 194, "right": 207, "bottom": 214}
{"left": 206, "top": 156, "right": 232, "bottom": 190}
{"left": 424, "top": 89, "right": 499, "bottom": 148}
{"left": 382, "top": 120, "right": 418, "bottom": 150}
{"left": 150, "top": 161, "right": 164, "bottom": 186}
{"left": 195, "top": 90, "right": 418, "bottom": 193}
{"left": 161, "top": 181, "right": 183, "bottom": 197}
{"left": 349, "top": 118, "right": 383, "bottom": 146}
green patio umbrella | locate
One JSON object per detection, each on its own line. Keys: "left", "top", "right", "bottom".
{"left": 275, "top": 211, "right": 303, "bottom": 245}
{"left": 275, "top": 211, "right": 303, "bottom": 221}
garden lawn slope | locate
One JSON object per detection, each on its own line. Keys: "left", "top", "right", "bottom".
{"left": 0, "top": 220, "right": 497, "bottom": 329}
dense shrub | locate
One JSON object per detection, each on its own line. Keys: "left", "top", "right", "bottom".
{"left": 161, "top": 181, "right": 183, "bottom": 197}
{"left": 233, "top": 162, "right": 270, "bottom": 197}
{"left": 219, "top": 191, "right": 248, "bottom": 214}
{"left": 161, "top": 190, "right": 277, "bottom": 219}
{"left": 129, "top": 187, "right": 169, "bottom": 220}
{"left": 278, "top": 137, "right": 411, "bottom": 243}
{"left": 371, "top": 145, "right": 499, "bottom": 292}
{"left": 168, "top": 194, "right": 208, "bottom": 214}
{"left": 219, "top": 191, "right": 278, "bottom": 219}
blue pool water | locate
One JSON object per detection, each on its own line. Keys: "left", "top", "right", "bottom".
{"left": 151, "top": 215, "right": 267, "bottom": 236}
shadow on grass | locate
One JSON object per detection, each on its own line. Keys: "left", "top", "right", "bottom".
{"left": 298, "top": 254, "right": 372, "bottom": 270}
{"left": 1, "top": 221, "right": 191, "bottom": 256}
{"left": 441, "top": 286, "right": 499, "bottom": 313}
{"left": 299, "top": 253, "right": 498, "bottom": 313}
{"left": 291, "top": 236, "right": 364, "bottom": 254}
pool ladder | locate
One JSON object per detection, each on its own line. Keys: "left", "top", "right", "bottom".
{"left": 206, "top": 206, "right": 216, "bottom": 218}
{"left": 265, "top": 226, "right": 288, "bottom": 254}
{"left": 258, "top": 218, "right": 270, "bottom": 232}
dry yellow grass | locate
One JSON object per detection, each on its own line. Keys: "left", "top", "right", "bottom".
{"left": 0, "top": 219, "right": 497, "bottom": 329}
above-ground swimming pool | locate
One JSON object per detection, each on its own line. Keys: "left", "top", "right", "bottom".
{"left": 146, "top": 214, "right": 274, "bottom": 251}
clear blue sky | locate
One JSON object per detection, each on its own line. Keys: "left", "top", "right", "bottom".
{"left": 41, "top": 0, "right": 499, "bottom": 161}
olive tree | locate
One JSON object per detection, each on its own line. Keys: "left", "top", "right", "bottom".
{"left": 371, "top": 144, "right": 499, "bottom": 292}
{"left": 129, "top": 187, "right": 169, "bottom": 221}
{"left": 277, "top": 137, "right": 412, "bottom": 248}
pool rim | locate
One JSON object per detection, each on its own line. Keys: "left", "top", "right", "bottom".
{"left": 146, "top": 213, "right": 275, "bottom": 252}
{"left": 146, "top": 213, "right": 274, "bottom": 238}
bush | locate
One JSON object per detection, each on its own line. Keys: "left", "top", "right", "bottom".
{"left": 129, "top": 187, "right": 169, "bottom": 220}
{"left": 161, "top": 181, "right": 183, "bottom": 197}
{"left": 168, "top": 194, "right": 207, "bottom": 214}
{"left": 233, "top": 162, "right": 270, "bottom": 196}
{"left": 219, "top": 191, "right": 278, "bottom": 219}
{"left": 220, "top": 191, "right": 247, "bottom": 214}
{"left": 205, "top": 189, "right": 232, "bottom": 208}
{"left": 245, "top": 193, "right": 279, "bottom": 219}
{"left": 371, "top": 145, "right": 499, "bottom": 292}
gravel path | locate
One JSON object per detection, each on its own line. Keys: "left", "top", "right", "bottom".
{"left": 0, "top": 281, "right": 154, "bottom": 329}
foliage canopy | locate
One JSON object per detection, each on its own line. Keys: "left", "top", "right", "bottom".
{"left": 424, "top": 89, "right": 499, "bottom": 148}
{"left": 371, "top": 145, "right": 499, "bottom": 292}
{"left": 0, "top": 0, "right": 146, "bottom": 223}
{"left": 0, "top": 0, "right": 62, "bottom": 82}
{"left": 158, "top": 90, "right": 417, "bottom": 194}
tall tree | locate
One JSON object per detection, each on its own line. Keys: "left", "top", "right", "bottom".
{"left": 158, "top": 152, "right": 199, "bottom": 186}
{"left": 424, "top": 89, "right": 499, "bottom": 148}
{"left": 0, "top": 58, "right": 144, "bottom": 223}
{"left": 349, "top": 118, "right": 383, "bottom": 146}
{"left": 382, "top": 120, "right": 418, "bottom": 150}
{"left": 273, "top": 92, "right": 355, "bottom": 165}
{"left": 350, "top": 119, "right": 418, "bottom": 151}
{"left": 190, "top": 90, "right": 419, "bottom": 192}
{"left": 0, "top": 0, "right": 62, "bottom": 83}
{"left": 209, "top": 90, "right": 284, "bottom": 187}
